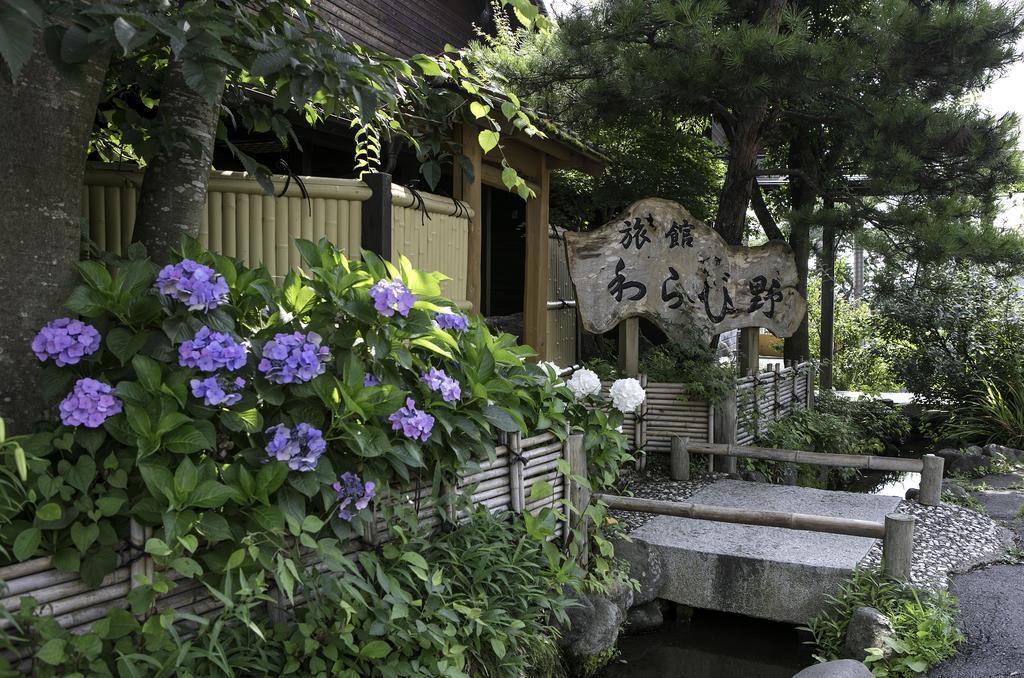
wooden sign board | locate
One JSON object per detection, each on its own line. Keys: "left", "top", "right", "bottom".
{"left": 564, "top": 198, "right": 806, "bottom": 342}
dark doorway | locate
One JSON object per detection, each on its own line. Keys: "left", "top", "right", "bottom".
{"left": 481, "top": 185, "right": 526, "bottom": 317}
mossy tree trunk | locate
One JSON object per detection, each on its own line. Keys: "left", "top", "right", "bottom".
{"left": 0, "top": 23, "right": 109, "bottom": 432}
{"left": 132, "top": 56, "right": 226, "bottom": 263}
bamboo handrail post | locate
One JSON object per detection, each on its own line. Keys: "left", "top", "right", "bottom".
{"left": 566, "top": 433, "right": 589, "bottom": 565}
{"left": 882, "top": 513, "right": 915, "bottom": 580}
{"left": 670, "top": 435, "right": 690, "bottom": 481}
{"left": 919, "top": 454, "right": 944, "bottom": 506}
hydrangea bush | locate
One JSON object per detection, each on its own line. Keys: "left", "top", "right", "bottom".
{"left": 0, "top": 239, "right": 631, "bottom": 676}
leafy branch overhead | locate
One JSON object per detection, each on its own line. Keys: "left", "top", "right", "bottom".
{"left": 0, "top": 0, "right": 543, "bottom": 197}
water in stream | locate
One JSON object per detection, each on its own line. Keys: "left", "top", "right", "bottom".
{"left": 601, "top": 609, "right": 817, "bottom": 677}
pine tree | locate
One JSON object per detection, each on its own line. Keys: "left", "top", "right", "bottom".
{"left": 512, "top": 0, "right": 1024, "bottom": 361}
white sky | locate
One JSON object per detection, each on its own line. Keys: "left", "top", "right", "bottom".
{"left": 979, "top": 44, "right": 1024, "bottom": 228}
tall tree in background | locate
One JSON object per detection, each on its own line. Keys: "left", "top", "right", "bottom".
{"left": 503, "top": 0, "right": 1024, "bottom": 362}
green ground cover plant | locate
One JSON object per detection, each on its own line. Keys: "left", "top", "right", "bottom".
{"left": 941, "top": 379, "right": 1024, "bottom": 449}
{"left": 0, "top": 240, "right": 634, "bottom": 676}
{"left": 807, "top": 568, "right": 963, "bottom": 677}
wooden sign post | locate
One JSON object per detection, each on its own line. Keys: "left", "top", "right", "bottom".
{"left": 565, "top": 198, "right": 806, "bottom": 347}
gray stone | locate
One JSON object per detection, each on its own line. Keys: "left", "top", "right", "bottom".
{"left": 630, "top": 480, "right": 900, "bottom": 623}
{"left": 949, "top": 454, "right": 990, "bottom": 477}
{"left": 970, "top": 490, "right": 1024, "bottom": 522}
{"left": 966, "top": 445, "right": 984, "bottom": 457}
{"left": 934, "top": 448, "right": 962, "bottom": 466}
{"left": 940, "top": 479, "right": 969, "bottom": 500}
{"left": 741, "top": 469, "right": 767, "bottom": 483}
{"left": 985, "top": 444, "right": 1024, "bottom": 463}
{"left": 558, "top": 591, "right": 624, "bottom": 659}
{"left": 611, "top": 538, "right": 664, "bottom": 606}
{"left": 792, "top": 659, "right": 873, "bottom": 678}
{"left": 973, "top": 470, "right": 1024, "bottom": 490}
{"left": 842, "top": 607, "right": 895, "bottom": 661}
{"left": 623, "top": 600, "right": 664, "bottom": 633}
{"left": 605, "top": 577, "right": 634, "bottom": 615}
{"left": 905, "top": 487, "right": 919, "bottom": 501}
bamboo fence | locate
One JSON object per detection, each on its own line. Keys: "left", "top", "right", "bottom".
{"left": 0, "top": 429, "right": 569, "bottom": 637}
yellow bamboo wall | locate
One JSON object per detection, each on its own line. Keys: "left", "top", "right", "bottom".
{"left": 546, "top": 228, "right": 577, "bottom": 367}
{"left": 82, "top": 166, "right": 471, "bottom": 297}
{"left": 391, "top": 185, "right": 471, "bottom": 303}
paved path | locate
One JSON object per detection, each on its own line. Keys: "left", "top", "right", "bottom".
{"left": 930, "top": 470, "right": 1024, "bottom": 677}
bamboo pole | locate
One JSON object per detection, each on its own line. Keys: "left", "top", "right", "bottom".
{"left": 683, "top": 440, "right": 925, "bottom": 472}
{"left": 566, "top": 433, "right": 588, "bottom": 563}
{"left": 593, "top": 493, "right": 887, "bottom": 539}
{"left": 509, "top": 432, "right": 524, "bottom": 513}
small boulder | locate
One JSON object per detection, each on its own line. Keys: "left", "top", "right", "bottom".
{"left": 611, "top": 538, "right": 663, "bottom": 606}
{"left": 558, "top": 592, "right": 624, "bottom": 660}
{"left": 843, "top": 606, "right": 895, "bottom": 662}
{"left": 941, "top": 480, "right": 969, "bottom": 500}
{"left": 792, "top": 659, "right": 873, "bottom": 678}
{"left": 949, "top": 454, "right": 990, "bottom": 477}
{"left": 905, "top": 487, "right": 919, "bottom": 501}
{"left": 623, "top": 600, "right": 664, "bottom": 634}
{"left": 985, "top": 444, "right": 1024, "bottom": 464}
{"left": 741, "top": 469, "right": 768, "bottom": 483}
{"left": 935, "top": 448, "right": 962, "bottom": 465}
{"left": 965, "top": 445, "right": 984, "bottom": 457}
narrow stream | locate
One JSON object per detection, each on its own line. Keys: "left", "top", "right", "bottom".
{"left": 601, "top": 609, "right": 817, "bottom": 677}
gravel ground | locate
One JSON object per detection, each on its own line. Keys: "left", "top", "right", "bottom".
{"left": 859, "top": 500, "right": 1016, "bottom": 589}
{"left": 609, "top": 457, "right": 720, "bottom": 532}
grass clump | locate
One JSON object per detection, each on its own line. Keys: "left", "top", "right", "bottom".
{"left": 806, "top": 568, "right": 962, "bottom": 677}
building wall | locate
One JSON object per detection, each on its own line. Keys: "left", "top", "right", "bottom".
{"left": 314, "top": 0, "right": 487, "bottom": 56}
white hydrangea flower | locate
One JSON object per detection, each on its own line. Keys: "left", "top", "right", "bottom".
{"left": 609, "top": 377, "right": 646, "bottom": 413}
{"left": 566, "top": 368, "right": 602, "bottom": 399}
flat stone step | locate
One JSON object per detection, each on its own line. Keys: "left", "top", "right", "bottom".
{"left": 630, "top": 480, "right": 902, "bottom": 624}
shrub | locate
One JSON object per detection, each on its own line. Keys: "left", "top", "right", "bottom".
{"left": 0, "top": 239, "right": 635, "bottom": 676}
{"left": 807, "top": 568, "right": 962, "bottom": 677}
{"left": 941, "top": 379, "right": 1024, "bottom": 448}
{"left": 753, "top": 405, "right": 864, "bottom": 486}
{"left": 638, "top": 339, "right": 735, "bottom": 404}
{"left": 817, "top": 391, "right": 912, "bottom": 447}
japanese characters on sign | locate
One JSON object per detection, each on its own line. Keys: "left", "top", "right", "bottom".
{"left": 564, "top": 198, "right": 807, "bottom": 342}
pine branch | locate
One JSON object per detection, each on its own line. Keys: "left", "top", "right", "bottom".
{"left": 751, "top": 178, "right": 785, "bottom": 241}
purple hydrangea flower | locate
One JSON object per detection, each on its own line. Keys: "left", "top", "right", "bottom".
{"left": 59, "top": 378, "right": 122, "bottom": 428}
{"left": 388, "top": 398, "right": 434, "bottom": 442}
{"left": 178, "top": 326, "right": 248, "bottom": 372}
{"left": 31, "top": 318, "right": 101, "bottom": 366}
{"left": 190, "top": 375, "right": 246, "bottom": 407}
{"left": 434, "top": 311, "right": 469, "bottom": 332}
{"left": 332, "top": 471, "right": 376, "bottom": 521}
{"left": 363, "top": 373, "right": 380, "bottom": 387}
{"left": 369, "top": 279, "right": 416, "bottom": 318}
{"left": 421, "top": 367, "right": 461, "bottom": 403}
{"left": 264, "top": 423, "right": 326, "bottom": 472}
{"left": 257, "top": 331, "right": 330, "bottom": 384}
{"left": 154, "top": 259, "right": 230, "bottom": 311}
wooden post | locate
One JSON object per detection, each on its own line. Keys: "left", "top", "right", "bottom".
{"left": 714, "top": 396, "right": 739, "bottom": 475}
{"left": 509, "top": 432, "right": 525, "bottom": 513}
{"left": 566, "top": 433, "right": 589, "bottom": 565}
{"left": 634, "top": 373, "right": 648, "bottom": 471}
{"left": 128, "top": 518, "right": 153, "bottom": 589}
{"left": 523, "top": 153, "right": 550, "bottom": 360}
{"left": 671, "top": 435, "right": 691, "bottom": 481}
{"left": 618, "top": 317, "right": 640, "bottom": 376}
{"left": 738, "top": 327, "right": 759, "bottom": 377}
{"left": 919, "top": 454, "right": 944, "bottom": 506}
{"left": 360, "top": 172, "right": 392, "bottom": 258}
{"left": 806, "top": 363, "right": 816, "bottom": 409}
{"left": 268, "top": 587, "right": 290, "bottom": 625}
{"left": 453, "top": 124, "right": 483, "bottom": 311}
{"left": 883, "top": 513, "right": 915, "bottom": 581}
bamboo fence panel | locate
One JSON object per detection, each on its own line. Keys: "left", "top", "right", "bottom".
{"left": 390, "top": 185, "right": 472, "bottom": 305}
{"left": 0, "top": 428, "right": 568, "bottom": 637}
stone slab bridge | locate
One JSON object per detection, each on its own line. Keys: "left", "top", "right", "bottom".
{"left": 627, "top": 480, "right": 901, "bottom": 624}
{"left": 588, "top": 439, "right": 946, "bottom": 624}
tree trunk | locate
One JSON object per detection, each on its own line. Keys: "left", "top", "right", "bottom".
{"left": 133, "top": 57, "right": 226, "bottom": 262}
{"left": 784, "top": 132, "right": 817, "bottom": 364}
{"left": 0, "top": 25, "right": 109, "bottom": 432}
{"left": 820, "top": 216, "right": 836, "bottom": 389}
